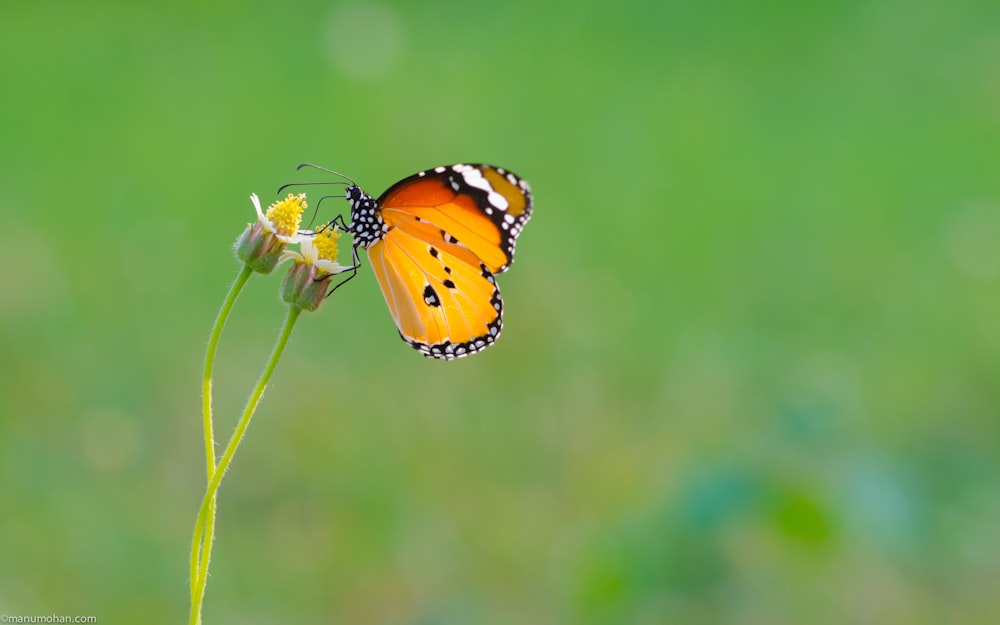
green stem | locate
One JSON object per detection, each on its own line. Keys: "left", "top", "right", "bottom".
{"left": 191, "top": 264, "right": 253, "bottom": 607}
{"left": 204, "top": 265, "right": 253, "bottom": 475}
{"left": 189, "top": 305, "right": 302, "bottom": 625}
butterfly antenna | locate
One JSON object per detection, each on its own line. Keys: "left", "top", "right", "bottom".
{"left": 297, "top": 163, "right": 358, "bottom": 186}
{"left": 276, "top": 180, "right": 348, "bottom": 196}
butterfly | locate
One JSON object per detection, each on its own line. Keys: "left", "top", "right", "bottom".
{"left": 320, "top": 164, "right": 533, "bottom": 360}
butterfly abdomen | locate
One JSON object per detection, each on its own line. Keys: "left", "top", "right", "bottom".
{"left": 346, "top": 185, "right": 387, "bottom": 248}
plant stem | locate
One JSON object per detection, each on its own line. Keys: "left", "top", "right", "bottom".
{"left": 204, "top": 265, "right": 253, "bottom": 473}
{"left": 189, "top": 305, "right": 303, "bottom": 625}
{"left": 192, "top": 264, "right": 253, "bottom": 606}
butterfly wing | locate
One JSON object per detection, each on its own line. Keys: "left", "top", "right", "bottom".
{"left": 368, "top": 221, "right": 502, "bottom": 359}
{"left": 377, "top": 164, "right": 532, "bottom": 274}
{"left": 367, "top": 164, "right": 532, "bottom": 359}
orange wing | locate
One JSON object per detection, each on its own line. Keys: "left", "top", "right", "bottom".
{"left": 366, "top": 164, "right": 532, "bottom": 359}
{"left": 367, "top": 218, "right": 502, "bottom": 359}
{"left": 377, "top": 164, "right": 532, "bottom": 273}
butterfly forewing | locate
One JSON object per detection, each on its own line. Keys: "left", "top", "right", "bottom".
{"left": 377, "top": 164, "right": 532, "bottom": 273}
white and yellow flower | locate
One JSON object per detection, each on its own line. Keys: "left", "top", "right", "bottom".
{"left": 279, "top": 227, "right": 352, "bottom": 311}
{"left": 234, "top": 193, "right": 311, "bottom": 273}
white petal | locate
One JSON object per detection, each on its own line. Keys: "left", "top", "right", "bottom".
{"left": 251, "top": 194, "right": 266, "bottom": 222}
{"left": 278, "top": 249, "right": 303, "bottom": 265}
{"left": 299, "top": 237, "right": 319, "bottom": 264}
{"left": 276, "top": 231, "right": 310, "bottom": 244}
{"left": 315, "top": 259, "right": 350, "bottom": 275}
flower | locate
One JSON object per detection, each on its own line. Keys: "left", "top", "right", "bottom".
{"left": 279, "top": 227, "right": 352, "bottom": 311}
{"left": 234, "top": 193, "right": 311, "bottom": 273}
{"left": 279, "top": 227, "right": 347, "bottom": 276}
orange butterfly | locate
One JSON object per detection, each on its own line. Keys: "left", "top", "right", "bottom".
{"left": 325, "top": 164, "right": 533, "bottom": 360}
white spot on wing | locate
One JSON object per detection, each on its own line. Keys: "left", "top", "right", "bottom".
{"left": 459, "top": 167, "right": 509, "bottom": 211}
{"left": 489, "top": 192, "right": 509, "bottom": 210}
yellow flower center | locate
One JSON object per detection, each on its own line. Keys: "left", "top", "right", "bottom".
{"left": 265, "top": 193, "right": 307, "bottom": 237}
{"left": 313, "top": 228, "right": 340, "bottom": 263}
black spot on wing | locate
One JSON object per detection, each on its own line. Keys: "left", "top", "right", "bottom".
{"left": 422, "top": 284, "right": 441, "bottom": 307}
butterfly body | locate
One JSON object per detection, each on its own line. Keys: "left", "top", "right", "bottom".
{"left": 341, "top": 164, "right": 532, "bottom": 360}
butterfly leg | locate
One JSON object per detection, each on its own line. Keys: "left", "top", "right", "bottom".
{"left": 327, "top": 214, "right": 351, "bottom": 233}
{"left": 323, "top": 243, "right": 361, "bottom": 296}
{"left": 313, "top": 214, "right": 362, "bottom": 296}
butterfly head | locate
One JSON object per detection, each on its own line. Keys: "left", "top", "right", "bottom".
{"left": 345, "top": 184, "right": 385, "bottom": 248}
{"left": 345, "top": 184, "right": 364, "bottom": 204}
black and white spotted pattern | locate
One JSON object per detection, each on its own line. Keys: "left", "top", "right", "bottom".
{"left": 345, "top": 185, "right": 387, "bottom": 249}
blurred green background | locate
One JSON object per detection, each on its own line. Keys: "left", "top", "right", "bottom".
{"left": 2, "top": 0, "right": 999, "bottom": 623}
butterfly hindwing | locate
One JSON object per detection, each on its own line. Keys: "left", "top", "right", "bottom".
{"left": 367, "top": 222, "right": 502, "bottom": 359}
